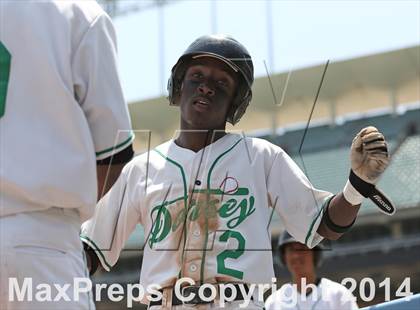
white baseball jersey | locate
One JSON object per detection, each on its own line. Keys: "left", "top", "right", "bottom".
{"left": 0, "top": 0, "right": 133, "bottom": 221}
{"left": 265, "top": 278, "right": 359, "bottom": 310}
{"left": 81, "top": 133, "right": 332, "bottom": 304}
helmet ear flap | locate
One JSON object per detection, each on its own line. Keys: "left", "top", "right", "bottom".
{"left": 228, "top": 89, "right": 252, "bottom": 125}
{"left": 167, "top": 76, "right": 176, "bottom": 105}
{"left": 167, "top": 60, "right": 189, "bottom": 106}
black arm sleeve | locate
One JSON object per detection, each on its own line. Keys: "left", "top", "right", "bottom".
{"left": 96, "top": 144, "right": 134, "bottom": 165}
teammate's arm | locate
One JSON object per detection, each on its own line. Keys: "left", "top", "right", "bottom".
{"left": 96, "top": 144, "right": 134, "bottom": 200}
{"left": 317, "top": 126, "right": 389, "bottom": 240}
{"left": 72, "top": 11, "right": 134, "bottom": 201}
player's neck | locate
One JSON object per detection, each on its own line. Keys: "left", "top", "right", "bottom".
{"left": 175, "top": 130, "right": 227, "bottom": 152}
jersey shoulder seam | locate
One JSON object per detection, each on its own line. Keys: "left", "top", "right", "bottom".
{"left": 71, "top": 8, "right": 108, "bottom": 67}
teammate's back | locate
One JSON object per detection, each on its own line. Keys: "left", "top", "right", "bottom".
{"left": 0, "top": 0, "right": 132, "bottom": 221}
{"left": 1, "top": 1, "right": 134, "bottom": 308}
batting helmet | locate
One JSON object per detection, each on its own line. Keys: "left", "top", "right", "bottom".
{"left": 277, "top": 231, "right": 323, "bottom": 268}
{"left": 167, "top": 34, "right": 254, "bottom": 125}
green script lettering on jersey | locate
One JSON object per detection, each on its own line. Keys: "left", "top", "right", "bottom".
{"left": 148, "top": 187, "right": 255, "bottom": 247}
{"left": 219, "top": 196, "right": 255, "bottom": 229}
{"left": 148, "top": 203, "right": 172, "bottom": 247}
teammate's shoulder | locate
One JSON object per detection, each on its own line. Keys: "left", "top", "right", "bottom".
{"left": 55, "top": 0, "right": 106, "bottom": 24}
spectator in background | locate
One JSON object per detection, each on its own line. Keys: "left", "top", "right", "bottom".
{"left": 265, "top": 231, "right": 359, "bottom": 310}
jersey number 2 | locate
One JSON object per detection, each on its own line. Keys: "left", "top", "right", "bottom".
{"left": 217, "top": 230, "right": 245, "bottom": 279}
{"left": 0, "top": 42, "right": 11, "bottom": 118}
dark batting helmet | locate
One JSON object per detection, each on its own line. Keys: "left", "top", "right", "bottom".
{"left": 167, "top": 34, "right": 254, "bottom": 125}
{"left": 277, "top": 231, "right": 324, "bottom": 268}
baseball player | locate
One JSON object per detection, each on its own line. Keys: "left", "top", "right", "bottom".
{"left": 0, "top": 1, "right": 133, "bottom": 309}
{"left": 81, "top": 35, "right": 391, "bottom": 309}
{"left": 265, "top": 231, "right": 359, "bottom": 310}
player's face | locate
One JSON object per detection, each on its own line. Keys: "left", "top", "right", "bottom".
{"left": 178, "top": 57, "right": 238, "bottom": 130}
{"left": 284, "top": 242, "right": 315, "bottom": 276}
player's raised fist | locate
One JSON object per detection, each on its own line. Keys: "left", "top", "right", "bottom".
{"left": 350, "top": 126, "right": 390, "bottom": 184}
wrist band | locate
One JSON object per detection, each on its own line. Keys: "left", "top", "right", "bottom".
{"left": 343, "top": 180, "right": 364, "bottom": 206}
{"left": 348, "top": 170, "right": 375, "bottom": 197}
{"left": 344, "top": 170, "right": 396, "bottom": 215}
{"left": 324, "top": 201, "right": 356, "bottom": 234}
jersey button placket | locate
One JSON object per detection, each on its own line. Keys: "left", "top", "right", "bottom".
{"left": 184, "top": 152, "right": 209, "bottom": 282}
{"left": 182, "top": 223, "right": 204, "bottom": 281}
{"left": 182, "top": 162, "right": 204, "bottom": 280}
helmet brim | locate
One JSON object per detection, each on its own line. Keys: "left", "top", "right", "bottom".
{"left": 191, "top": 53, "right": 239, "bottom": 74}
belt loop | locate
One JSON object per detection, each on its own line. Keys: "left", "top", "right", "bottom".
{"left": 162, "top": 287, "right": 172, "bottom": 310}
{"left": 214, "top": 284, "right": 221, "bottom": 307}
